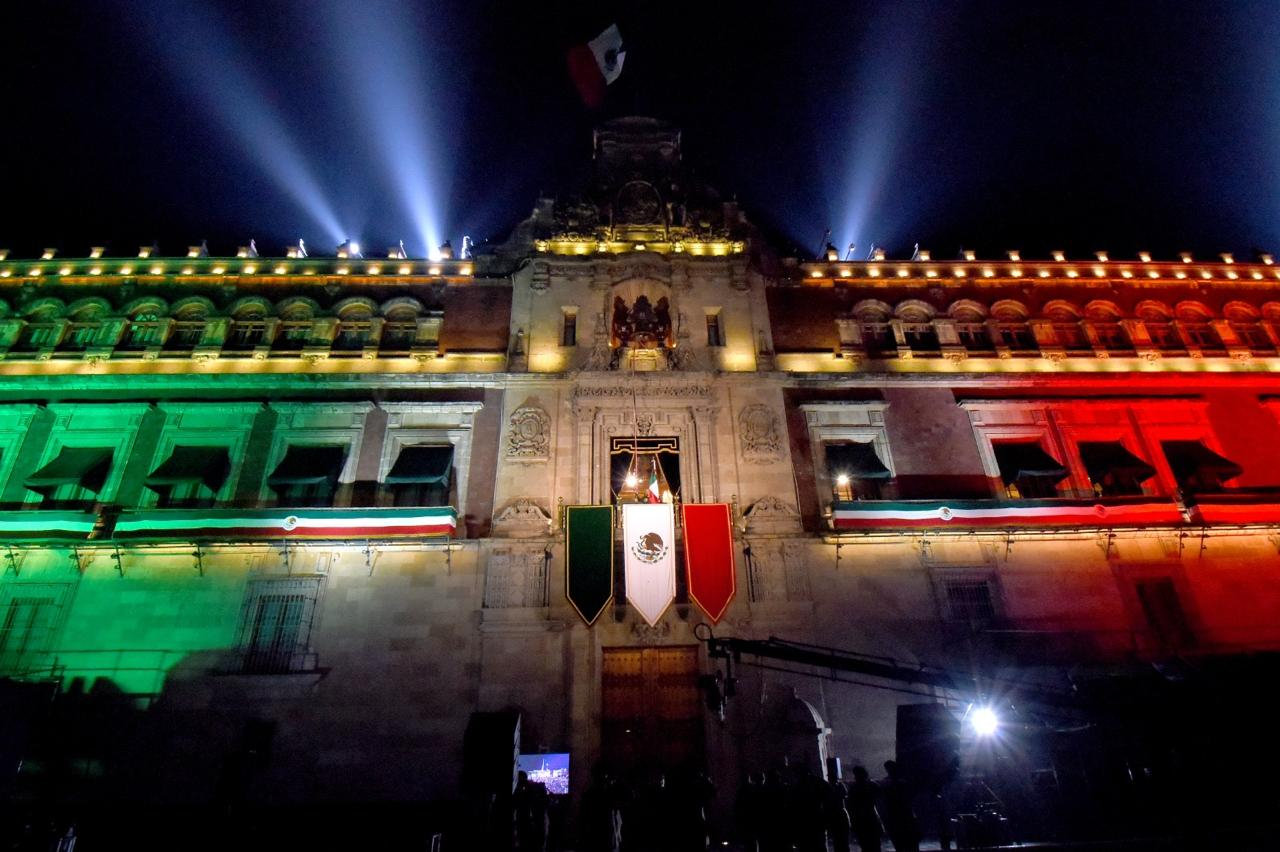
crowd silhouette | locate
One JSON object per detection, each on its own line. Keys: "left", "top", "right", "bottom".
{"left": 574, "top": 760, "right": 921, "bottom": 852}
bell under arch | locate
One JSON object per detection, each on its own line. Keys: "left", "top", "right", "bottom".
{"left": 608, "top": 278, "right": 676, "bottom": 369}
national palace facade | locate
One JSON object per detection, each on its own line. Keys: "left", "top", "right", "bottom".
{"left": 1, "top": 117, "right": 1279, "bottom": 846}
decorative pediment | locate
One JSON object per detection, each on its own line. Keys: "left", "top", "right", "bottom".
{"left": 609, "top": 262, "right": 671, "bottom": 285}
{"left": 492, "top": 499, "right": 553, "bottom": 538}
{"left": 744, "top": 496, "right": 802, "bottom": 534}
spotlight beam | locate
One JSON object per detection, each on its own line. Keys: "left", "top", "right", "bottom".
{"left": 323, "top": 0, "right": 450, "bottom": 257}
{"left": 133, "top": 1, "right": 347, "bottom": 245}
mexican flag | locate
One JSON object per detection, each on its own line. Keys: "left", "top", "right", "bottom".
{"left": 622, "top": 502, "right": 676, "bottom": 626}
{"left": 566, "top": 24, "right": 626, "bottom": 108}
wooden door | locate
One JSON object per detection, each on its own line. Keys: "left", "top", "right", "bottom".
{"left": 600, "top": 646, "right": 703, "bottom": 775}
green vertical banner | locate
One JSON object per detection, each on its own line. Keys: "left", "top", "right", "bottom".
{"left": 565, "top": 505, "right": 615, "bottom": 626}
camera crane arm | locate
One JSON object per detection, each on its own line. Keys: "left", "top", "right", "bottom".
{"left": 695, "top": 625, "right": 1088, "bottom": 716}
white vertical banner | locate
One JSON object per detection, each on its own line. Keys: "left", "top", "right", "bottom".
{"left": 622, "top": 503, "right": 677, "bottom": 626}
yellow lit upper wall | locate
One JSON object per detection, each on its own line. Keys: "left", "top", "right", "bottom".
{"left": 0, "top": 255, "right": 479, "bottom": 284}
{"left": 794, "top": 254, "right": 1279, "bottom": 287}
{"left": 533, "top": 238, "right": 745, "bottom": 257}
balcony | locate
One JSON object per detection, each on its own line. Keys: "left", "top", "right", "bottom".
{"left": 829, "top": 496, "right": 1183, "bottom": 530}
{"left": 113, "top": 505, "right": 458, "bottom": 541}
{"left": 0, "top": 509, "right": 99, "bottom": 541}
{"left": 1181, "top": 490, "right": 1280, "bottom": 525}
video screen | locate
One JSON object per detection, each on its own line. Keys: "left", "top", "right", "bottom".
{"left": 517, "top": 753, "right": 570, "bottom": 795}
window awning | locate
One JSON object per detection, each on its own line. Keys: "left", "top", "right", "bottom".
{"left": 25, "top": 446, "right": 114, "bottom": 496}
{"left": 267, "top": 445, "right": 347, "bottom": 487}
{"left": 1162, "top": 440, "right": 1243, "bottom": 487}
{"left": 993, "top": 442, "right": 1068, "bottom": 485}
{"left": 1079, "top": 442, "right": 1156, "bottom": 485}
{"left": 145, "top": 446, "right": 231, "bottom": 492}
{"left": 825, "top": 442, "right": 891, "bottom": 480}
{"left": 385, "top": 444, "right": 454, "bottom": 486}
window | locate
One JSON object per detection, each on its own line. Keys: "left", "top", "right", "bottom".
{"left": 267, "top": 444, "right": 348, "bottom": 505}
{"left": 705, "top": 311, "right": 724, "bottom": 347}
{"left": 994, "top": 323, "right": 1036, "bottom": 351}
{"left": 384, "top": 444, "right": 454, "bottom": 507}
{"left": 1092, "top": 323, "right": 1132, "bottom": 352}
{"left": 561, "top": 309, "right": 578, "bottom": 347}
{"left": 166, "top": 321, "right": 204, "bottom": 351}
{"left": 942, "top": 578, "right": 998, "bottom": 628}
{"left": 59, "top": 322, "right": 98, "bottom": 352}
{"left": 379, "top": 321, "right": 417, "bottom": 353}
{"left": 1052, "top": 322, "right": 1090, "bottom": 352}
{"left": 800, "top": 401, "right": 893, "bottom": 506}
{"left": 24, "top": 446, "right": 114, "bottom": 504}
{"left": 824, "top": 441, "right": 891, "bottom": 501}
{"left": 1231, "top": 322, "right": 1273, "bottom": 353}
{"left": 901, "top": 322, "right": 939, "bottom": 353}
{"left": 15, "top": 322, "right": 62, "bottom": 352}
{"left": 1145, "top": 321, "right": 1183, "bottom": 352}
{"left": 956, "top": 323, "right": 993, "bottom": 352}
{"left": 0, "top": 585, "right": 67, "bottom": 676}
{"left": 1133, "top": 578, "right": 1195, "bottom": 650}
{"left": 121, "top": 319, "right": 164, "bottom": 351}
{"left": 1078, "top": 441, "right": 1156, "bottom": 497}
{"left": 273, "top": 321, "right": 312, "bottom": 353}
{"left": 1161, "top": 440, "right": 1242, "bottom": 494}
{"left": 237, "top": 578, "right": 322, "bottom": 673}
{"left": 611, "top": 436, "right": 680, "bottom": 505}
{"left": 223, "top": 318, "right": 267, "bottom": 352}
{"left": 860, "top": 322, "right": 893, "bottom": 355}
{"left": 333, "top": 320, "right": 372, "bottom": 353}
{"left": 144, "top": 445, "right": 231, "bottom": 508}
{"left": 1180, "top": 323, "right": 1222, "bottom": 351}
{"left": 993, "top": 441, "right": 1068, "bottom": 498}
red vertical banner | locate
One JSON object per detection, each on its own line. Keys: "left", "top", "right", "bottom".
{"left": 681, "top": 503, "right": 736, "bottom": 623}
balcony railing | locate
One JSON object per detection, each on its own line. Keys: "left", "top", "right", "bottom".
{"left": 829, "top": 496, "right": 1185, "bottom": 530}
{"left": 113, "top": 505, "right": 458, "bottom": 540}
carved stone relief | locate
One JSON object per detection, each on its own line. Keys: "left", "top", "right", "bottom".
{"left": 747, "top": 541, "right": 788, "bottom": 602}
{"left": 746, "top": 540, "right": 811, "bottom": 603}
{"left": 782, "top": 542, "right": 811, "bottom": 601}
{"left": 484, "top": 547, "right": 549, "bottom": 608}
{"left": 738, "top": 404, "right": 783, "bottom": 462}
{"left": 631, "top": 621, "right": 673, "bottom": 644}
{"left": 743, "top": 496, "right": 802, "bottom": 534}
{"left": 574, "top": 384, "right": 712, "bottom": 399}
{"left": 507, "top": 405, "right": 551, "bottom": 461}
{"left": 492, "top": 499, "right": 553, "bottom": 538}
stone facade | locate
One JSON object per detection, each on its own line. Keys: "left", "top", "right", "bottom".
{"left": 2, "top": 118, "right": 1280, "bottom": 844}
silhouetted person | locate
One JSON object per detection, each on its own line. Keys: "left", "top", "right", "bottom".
{"left": 514, "top": 771, "right": 549, "bottom": 852}
{"left": 734, "top": 772, "right": 765, "bottom": 852}
{"left": 794, "top": 767, "right": 829, "bottom": 852}
{"left": 881, "top": 761, "right": 920, "bottom": 852}
{"left": 582, "top": 769, "right": 622, "bottom": 852}
{"left": 632, "top": 771, "right": 672, "bottom": 852}
{"left": 759, "top": 769, "right": 791, "bottom": 852}
{"left": 682, "top": 767, "right": 716, "bottom": 851}
{"left": 848, "top": 766, "right": 883, "bottom": 852}
{"left": 826, "top": 773, "right": 852, "bottom": 852}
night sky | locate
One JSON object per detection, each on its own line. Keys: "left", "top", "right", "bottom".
{"left": 3, "top": 1, "right": 1278, "bottom": 261}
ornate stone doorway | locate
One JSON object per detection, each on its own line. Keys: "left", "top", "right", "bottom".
{"left": 600, "top": 646, "right": 704, "bottom": 777}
